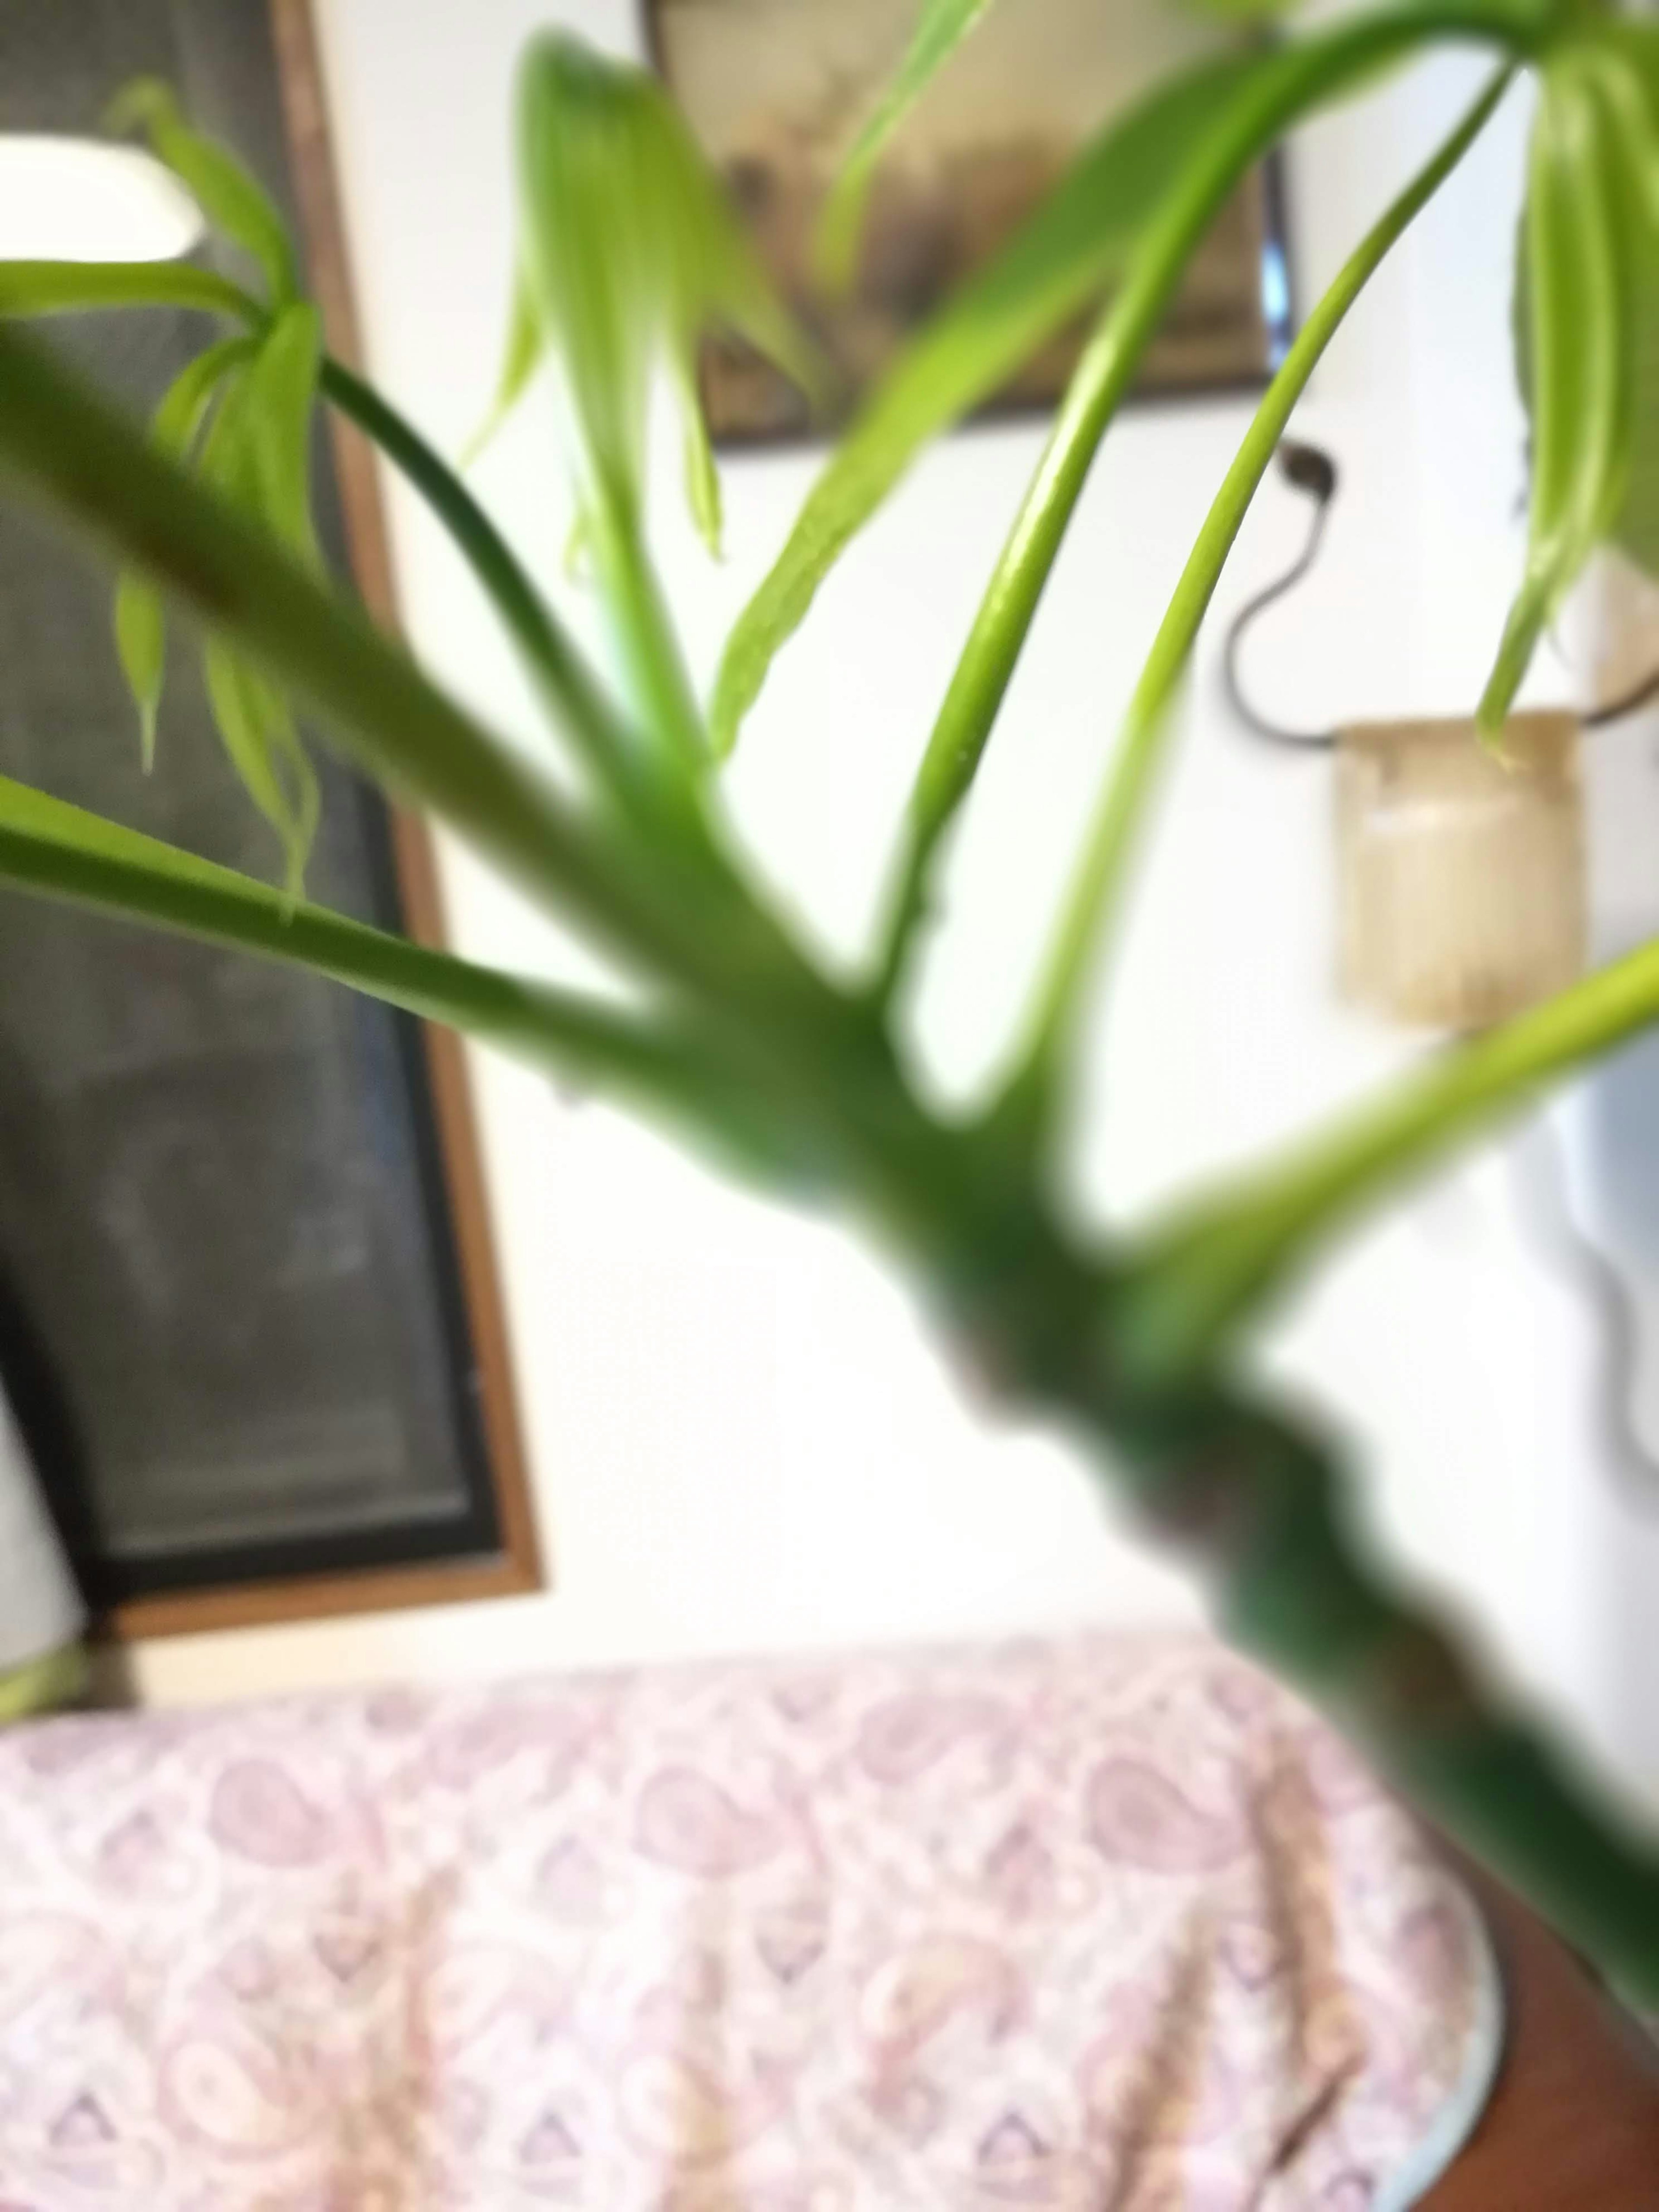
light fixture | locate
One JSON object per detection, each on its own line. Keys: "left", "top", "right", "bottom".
{"left": 0, "top": 136, "right": 202, "bottom": 263}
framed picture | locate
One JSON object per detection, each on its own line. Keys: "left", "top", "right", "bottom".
{"left": 0, "top": 0, "right": 540, "bottom": 1637}
{"left": 647, "top": 0, "right": 1292, "bottom": 443}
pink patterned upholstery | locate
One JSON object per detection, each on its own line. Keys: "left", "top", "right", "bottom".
{"left": 0, "top": 1633, "right": 1497, "bottom": 2208}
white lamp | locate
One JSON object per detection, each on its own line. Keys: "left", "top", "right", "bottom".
{"left": 0, "top": 136, "right": 202, "bottom": 262}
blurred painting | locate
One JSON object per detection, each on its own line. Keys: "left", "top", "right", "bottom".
{"left": 648, "top": 0, "right": 1290, "bottom": 442}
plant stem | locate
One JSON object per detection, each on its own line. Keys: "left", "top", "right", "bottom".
{"left": 0, "top": 322, "right": 782, "bottom": 1007}
{"left": 319, "top": 357, "right": 646, "bottom": 799}
{"left": 1003, "top": 71, "right": 1515, "bottom": 1115}
{"left": 897, "top": 1170, "right": 1659, "bottom": 2006}
{"left": 1127, "top": 928, "right": 1659, "bottom": 1374}
{"left": 1067, "top": 1368, "right": 1659, "bottom": 2005}
{"left": 0, "top": 771, "right": 833, "bottom": 1185}
{"left": 877, "top": 47, "right": 1521, "bottom": 1007}
{"left": 587, "top": 487, "right": 710, "bottom": 777}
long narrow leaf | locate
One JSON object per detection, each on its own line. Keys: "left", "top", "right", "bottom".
{"left": 1579, "top": 29, "right": 1659, "bottom": 578}
{"left": 243, "top": 301, "right": 323, "bottom": 562}
{"left": 1003, "top": 71, "right": 1513, "bottom": 1112}
{"left": 111, "top": 336, "right": 255, "bottom": 764}
{"left": 202, "top": 642, "right": 319, "bottom": 893}
{"left": 1481, "top": 63, "right": 1631, "bottom": 727}
{"left": 710, "top": 0, "right": 1539, "bottom": 759}
{"left": 515, "top": 34, "right": 822, "bottom": 539}
{"left": 0, "top": 769, "right": 805, "bottom": 1180}
{"left": 186, "top": 335, "right": 322, "bottom": 885}
{"left": 105, "top": 79, "right": 298, "bottom": 306}
{"left": 463, "top": 267, "right": 544, "bottom": 465}
{"left": 817, "top": 0, "right": 1004, "bottom": 289}
{"left": 151, "top": 336, "right": 258, "bottom": 455}
{"left": 1127, "top": 926, "right": 1659, "bottom": 1376}
{"left": 0, "top": 259, "right": 259, "bottom": 324}
{"left": 0, "top": 322, "right": 798, "bottom": 1007}
{"left": 113, "top": 572, "right": 164, "bottom": 771}
{"left": 0, "top": 768, "right": 544, "bottom": 1040}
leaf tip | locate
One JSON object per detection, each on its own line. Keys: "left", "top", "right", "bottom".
{"left": 102, "top": 75, "right": 174, "bottom": 141}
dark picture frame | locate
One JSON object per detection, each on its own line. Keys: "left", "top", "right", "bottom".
{"left": 0, "top": 0, "right": 541, "bottom": 1638}
{"left": 645, "top": 0, "right": 1293, "bottom": 445}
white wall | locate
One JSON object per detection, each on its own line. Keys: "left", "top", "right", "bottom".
{"left": 128, "top": 1, "right": 1659, "bottom": 1799}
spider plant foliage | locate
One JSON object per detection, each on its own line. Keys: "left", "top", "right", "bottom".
{"left": 502, "top": 33, "right": 824, "bottom": 559}
{"left": 104, "top": 79, "right": 324, "bottom": 891}
{"left": 1482, "top": 18, "right": 1659, "bottom": 725}
{"left": 8, "top": 0, "right": 1659, "bottom": 1999}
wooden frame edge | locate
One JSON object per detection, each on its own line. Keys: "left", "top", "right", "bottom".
{"left": 113, "top": 1548, "right": 541, "bottom": 1641}
{"left": 111, "top": 0, "right": 545, "bottom": 1643}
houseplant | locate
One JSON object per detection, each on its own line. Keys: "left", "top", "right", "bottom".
{"left": 2, "top": 0, "right": 1659, "bottom": 2002}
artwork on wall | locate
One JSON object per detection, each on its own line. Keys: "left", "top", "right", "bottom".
{"left": 646, "top": 0, "right": 1291, "bottom": 443}
{"left": 0, "top": 0, "right": 540, "bottom": 1637}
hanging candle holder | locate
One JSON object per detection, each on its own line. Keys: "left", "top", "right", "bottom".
{"left": 1224, "top": 444, "right": 1659, "bottom": 1033}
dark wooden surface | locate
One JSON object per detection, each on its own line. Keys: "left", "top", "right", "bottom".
{"left": 1424, "top": 1871, "right": 1659, "bottom": 2207}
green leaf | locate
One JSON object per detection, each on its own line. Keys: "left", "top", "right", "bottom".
{"left": 1190, "top": 0, "right": 1313, "bottom": 18}
{"left": 191, "top": 362, "right": 321, "bottom": 886}
{"left": 203, "top": 639, "right": 320, "bottom": 894}
{"left": 514, "top": 33, "right": 823, "bottom": 547}
{"left": 242, "top": 302, "right": 323, "bottom": 562}
{"left": 816, "top": 0, "right": 1002, "bottom": 291}
{"left": 1482, "top": 59, "right": 1633, "bottom": 729}
{"left": 709, "top": 48, "right": 1260, "bottom": 756}
{"left": 150, "top": 334, "right": 257, "bottom": 456}
{"left": 110, "top": 337, "right": 254, "bottom": 765}
{"left": 105, "top": 78, "right": 298, "bottom": 306}
{"left": 462, "top": 267, "right": 546, "bottom": 465}
{"left": 0, "top": 769, "right": 838, "bottom": 1195}
{"left": 0, "top": 258, "right": 259, "bottom": 324}
{"left": 1586, "top": 26, "right": 1659, "bottom": 578}
{"left": 113, "top": 571, "right": 164, "bottom": 771}
{"left": 675, "top": 358, "right": 723, "bottom": 556}
{"left": 712, "top": 0, "right": 1554, "bottom": 759}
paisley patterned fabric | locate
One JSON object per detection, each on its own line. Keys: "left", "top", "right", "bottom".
{"left": 0, "top": 1632, "right": 1499, "bottom": 2209}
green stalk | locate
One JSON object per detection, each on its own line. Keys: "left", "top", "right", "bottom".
{"left": 0, "top": 772, "right": 646, "bottom": 1077}
{"left": 586, "top": 485, "right": 710, "bottom": 777}
{"left": 1125, "top": 927, "right": 1659, "bottom": 1375}
{"left": 0, "top": 322, "right": 778, "bottom": 1007}
{"left": 0, "top": 772, "right": 824, "bottom": 1187}
{"left": 1003, "top": 70, "right": 1513, "bottom": 1116}
{"left": 877, "top": 48, "right": 1523, "bottom": 1006}
{"left": 318, "top": 356, "right": 645, "bottom": 801}
{"left": 1051, "top": 1369, "right": 1659, "bottom": 2007}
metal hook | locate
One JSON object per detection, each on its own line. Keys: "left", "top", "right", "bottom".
{"left": 1221, "top": 440, "right": 1659, "bottom": 743}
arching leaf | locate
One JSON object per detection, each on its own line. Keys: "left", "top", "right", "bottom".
{"left": 0, "top": 258, "right": 257, "bottom": 323}
{"left": 111, "top": 336, "right": 254, "bottom": 765}
{"left": 513, "top": 32, "right": 823, "bottom": 550}
{"left": 243, "top": 301, "right": 323, "bottom": 562}
{"left": 816, "top": 0, "right": 1003, "bottom": 290}
{"left": 463, "top": 267, "right": 545, "bottom": 465}
{"left": 105, "top": 78, "right": 298, "bottom": 306}
{"left": 113, "top": 572, "right": 164, "bottom": 772}
{"left": 195, "top": 362, "right": 321, "bottom": 887}
{"left": 203, "top": 639, "right": 321, "bottom": 897}
{"left": 710, "top": 48, "right": 1261, "bottom": 755}
{"left": 1482, "top": 59, "right": 1635, "bottom": 728}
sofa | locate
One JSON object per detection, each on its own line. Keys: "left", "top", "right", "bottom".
{"left": 0, "top": 1630, "right": 1501, "bottom": 2208}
